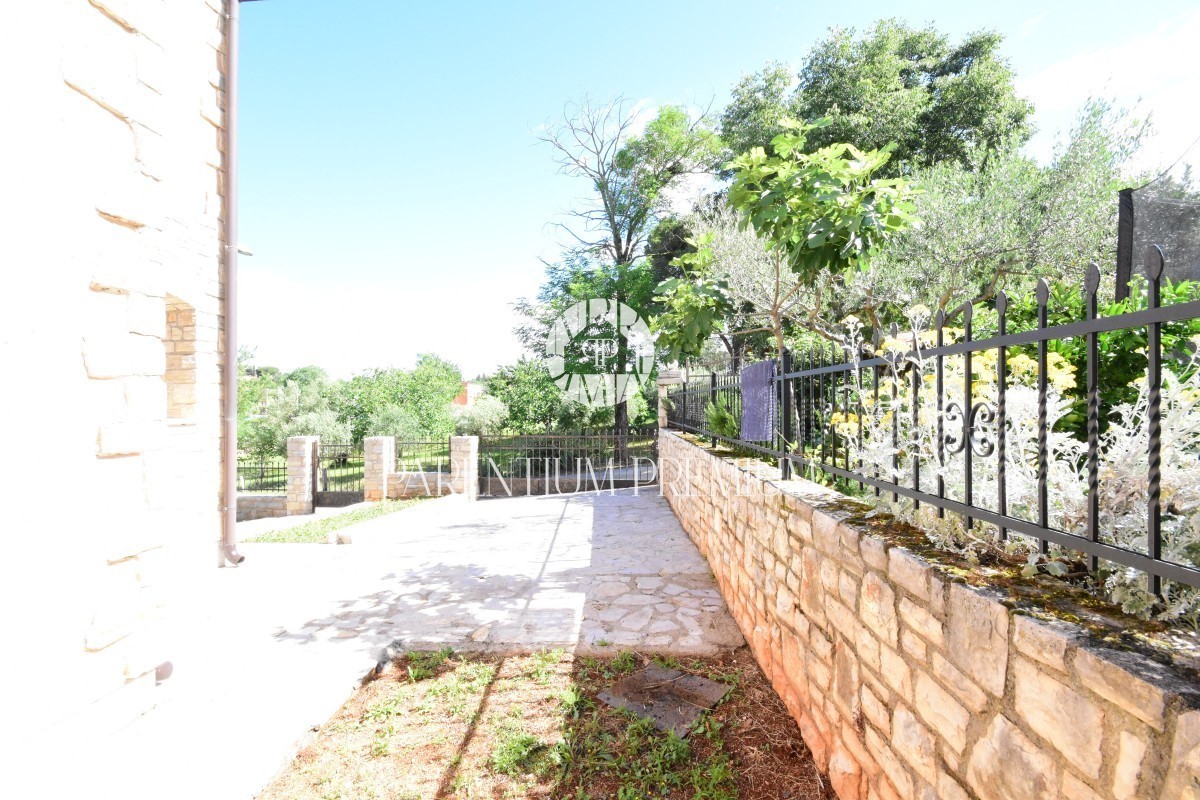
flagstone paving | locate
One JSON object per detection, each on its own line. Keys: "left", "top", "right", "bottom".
{"left": 291, "top": 488, "right": 746, "bottom": 655}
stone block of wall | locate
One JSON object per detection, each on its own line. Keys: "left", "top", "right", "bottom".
{"left": 657, "top": 370, "right": 683, "bottom": 429}
{"left": 236, "top": 495, "right": 288, "bottom": 522}
{"left": 658, "top": 430, "right": 1200, "bottom": 800}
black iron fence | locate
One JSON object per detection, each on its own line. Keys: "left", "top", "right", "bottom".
{"left": 394, "top": 438, "right": 452, "bottom": 474}
{"left": 236, "top": 459, "right": 287, "bottom": 494}
{"left": 479, "top": 427, "right": 658, "bottom": 495}
{"left": 317, "top": 443, "right": 364, "bottom": 497}
{"left": 668, "top": 247, "right": 1200, "bottom": 593}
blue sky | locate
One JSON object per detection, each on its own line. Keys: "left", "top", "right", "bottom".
{"left": 237, "top": 0, "right": 1200, "bottom": 379}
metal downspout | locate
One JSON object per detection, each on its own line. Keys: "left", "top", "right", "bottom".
{"left": 221, "top": 0, "right": 245, "bottom": 566}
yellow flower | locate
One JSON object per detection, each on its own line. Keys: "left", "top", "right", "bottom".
{"left": 1049, "top": 369, "right": 1077, "bottom": 392}
{"left": 1008, "top": 354, "right": 1036, "bottom": 378}
{"left": 1045, "top": 353, "right": 1077, "bottom": 392}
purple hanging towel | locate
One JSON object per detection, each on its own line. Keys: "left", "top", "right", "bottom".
{"left": 740, "top": 359, "right": 776, "bottom": 442}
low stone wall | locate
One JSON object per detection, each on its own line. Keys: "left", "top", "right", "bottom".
{"left": 659, "top": 429, "right": 1200, "bottom": 800}
{"left": 367, "top": 435, "right": 478, "bottom": 502}
{"left": 236, "top": 495, "right": 287, "bottom": 522}
{"left": 478, "top": 475, "right": 652, "bottom": 497}
{"left": 386, "top": 472, "right": 459, "bottom": 499}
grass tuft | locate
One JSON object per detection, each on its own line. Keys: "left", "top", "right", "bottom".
{"left": 404, "top": 646, "right": 454, "bottom": 682}
{"left": 489, "top": 725, "right": 546, "bottom": 776}
{"left": 611, "top": 650, "right": 639, "bottom": 674}
{"left": 525, "top": 648, "right": 566, "bottom": 684}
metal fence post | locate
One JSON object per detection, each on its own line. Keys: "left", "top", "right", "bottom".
{"left": 1145, "top": 245, "right": 1165, "bottom": 596}
{"left": 709, "top": 371, "right": 718, "bottom": 448}
{"left": 996, "top": 292, "right": 1009, "bottom": 541}
{"left": 780, "top": 349, "right": 793, "bottom": 479}
{"left": 1036, "top": 279, "right": 1050, "bottom": 554}
{"left": 1084, "top": 266, "right": 1100, "bottom": 572}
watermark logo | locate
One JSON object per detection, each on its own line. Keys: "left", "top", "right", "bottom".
{"left": 544, "top": 298, "right": 655, "bottom": 407}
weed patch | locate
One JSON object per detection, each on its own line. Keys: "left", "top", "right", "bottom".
{"left": 259, "top": 648, "right": 832, "bottom": 800}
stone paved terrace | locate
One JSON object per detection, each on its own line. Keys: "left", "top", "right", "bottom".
{"left": 335, "top": 489, "right": 744, "bottom": 653}
{"left": 21, "top": 490, "right": 742, "bottom": 800}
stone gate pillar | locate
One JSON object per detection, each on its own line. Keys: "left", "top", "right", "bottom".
{"left": 363, "top": 436, "right": 395, "bottom": 501}
{"left": 657, "top": 369, "right": 683, "bottom": 428}
{"left": 450, "top": 436, "right": 479, "bottom": 501}
{"left": 286, "top": 436, "right": 318, "bottom": 515}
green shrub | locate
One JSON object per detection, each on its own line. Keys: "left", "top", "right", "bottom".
{"left": 704, "top": 396, "right": 741, "bottom": 440}
{"left": 453, "top": 395, "right": 509, "bottom": 435}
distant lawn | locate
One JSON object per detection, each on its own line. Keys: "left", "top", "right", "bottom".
{"left": 246, "top": 498, "right": 431, "bottom": 543}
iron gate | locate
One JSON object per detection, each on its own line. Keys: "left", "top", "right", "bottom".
{"left": 477, "top": 427, "right": 658, "bottom": 497}
{"left": 314, "top": 443, "right": 365, "bottom": 506}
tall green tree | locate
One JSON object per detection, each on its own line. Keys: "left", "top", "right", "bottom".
{"left": 719, "top": 62, "right": 798, "bottom": 175}
{"left": 242, "top": 377, "right": 342, "bottom": 457}
{"left": 539, "top": 100, "right": 721, "bottom": 265}
{"left": 720, "top": 20, "right": 1033, "bottom": 172}
{"left": 284, "top": 365, "right": 329, "bottom": 388}
{"left": 486, "top": 358, "right": 565, "bottom": 433}
{"left": 333, "top": 368, "right": 408, "bottom": 445}
{"left": 401, "top": 354, "right": 463, "bottom": 437}
{"left": 646, "top": 215, "right": 694, "bottom": 286}
{"left": 237, "top": 347, "right": 282, "bottom": 448}
{"left": 331, "top": 355, "right": 462, "bottom": 444}
{"left": 537, "top": 99, "right": 721, "bottom": 434}
{"left": 515, "top": 251, "right": 660, "bottom": 354}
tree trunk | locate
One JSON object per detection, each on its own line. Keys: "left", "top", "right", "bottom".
{"left": 614, "top": 275, "right": 630, "bottom": 464}
{"left": 614, "top": 398, "right": 629, "bottom": 462}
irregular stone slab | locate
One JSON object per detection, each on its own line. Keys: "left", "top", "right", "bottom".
{"left": 593, "top": 581, "right": 628, "bottom": 599}
{"left": 613, "top": 594, "right": 660, "bottom": 606}
{"left": 620, "top": 608, "right": 653, "bottom": 631}
{"left": 597, "top": 666, "right": 732, "bottom": 737}
{"left": 966, "top": 714, "right": 1057, "bottom": 800}
{"left": 1163, "top": 709, "right": 1200, "bottom": 798}
{"left": 947, "top": 583, "right": 1009, "bottom": 697}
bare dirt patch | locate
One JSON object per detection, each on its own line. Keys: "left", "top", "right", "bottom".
{"left": 257, "top": 646, "right": 830, "bottom": 800}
